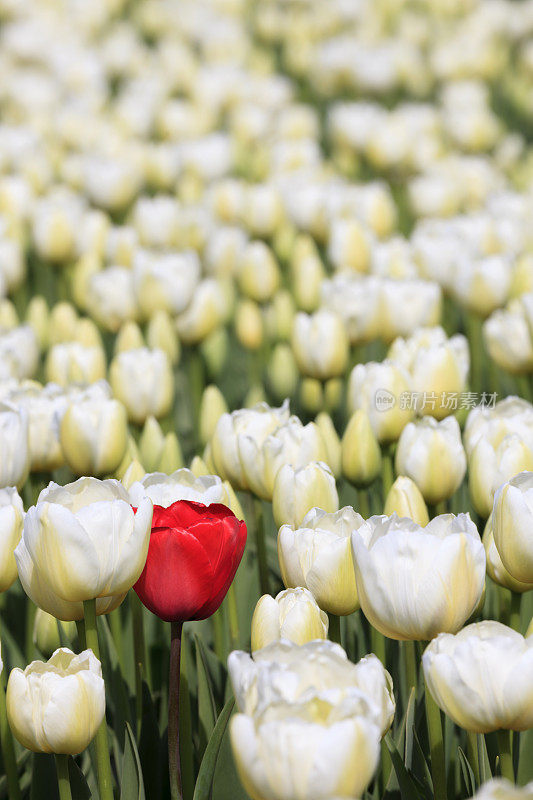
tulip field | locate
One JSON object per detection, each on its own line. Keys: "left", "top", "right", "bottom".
{"left": 5, "top": 1, "right": 533, "bottom": 800}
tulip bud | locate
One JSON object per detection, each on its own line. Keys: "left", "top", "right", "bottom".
{"left": 272, "top": 222, "right": 297, "bottom": 264}
{"left": 238, "top": 241, "right": 280, "bottom": 303}
{"left": 395, "top": 416, "right": 467, "bottom": 505}
{"left": 71, "top": 253, "right": 102, "bottom": 312}
{"left": 324, "top": 378, "right": 343, "bottom": 412}
{"left": 223, "top": 480, "right": 245, "bottom": 520}
{"left": 483, "top": 514, "right": 533, "bottom": 594}
{"left": 200, "top": 327, "right": 229, "bottom": 377}
{"left": 272, "top": 461, "right": 339, "bottom": 528}
{"left": 113, "top": 435, "right": 142, "bottom": 480}
{"left": 0, "top": 487, "right": 24, "bottom": 592}
{"left": 348, "top": 361, "right": 415, "bottom": 444}
{"left": 110, "top": 347, "right": 174, "bottom": 425}
{"left": 175, "top": 279, "right": 226, "bottom": 345}
{"left": 235, "top": 299, "right": 264, "bottom": 350}
{"left": 493, "top": 472, "right": 533, "bottom": 583}
{"left": 7, "top": 648, "right": 105, "bottom": 754}
{"left": 139, "top": 416, "right": 165, "bottom": 473}
{"left": 190, "top": 455, "right": 209, "bottom": 477}
{"left": 46, "top": 342, "right": 106, "bottom": 387}
{"left": 251, "top": 588, "right": 328, "bottom": 651}
{"left": 291, "top": 237, "right": 325, "bottom": 312}
{"left": 74, "top": 319, "right": 103, "bottom": 349}
{"left": 60, "top": 396, "right": 128, "bottom": 477}
{"left": 133, "top": 250, "right": 200, "bottom": 319}
{"left": 299, "top": 378, "right": 323, "bottom": 414}
{"left": 328, "top": 218, "right": 372, "bottom": 274}
{"left": 422, "top": 621, "right": 533, "bottom": 733}
{"left": 292, "top": 310, "right": 349, "bottom": 381}
{"left": 244, "top": 385, "right": 266, "bottom": 408}
{"left": 146, "top": 310, "right": 181, "bottom": 365}
{"left": 263, "top": 290, "right": 295, "bottom": 342}
{"left": 266, "top": 344, "right": 298, "bottom": 401}
{"left": 115, "top": 321, "right": 145, "bottom": 355}
{"left": 0, "top": 402, "right": 30, "bottom": 490}
{"left": 384, "top": 476, "right": 429, "bottom": 526}
{"left": 157, "top": 432, "right": 184, "bottom": 474}
{"left": 315, "top": 412, "right": 342, "bottom": 478}
{"left": 33, "top": 610, "right": 76, "bottom": 657}
{"left": 121, "top": 459, "right": 146, "bottom": 491}
{"left": 25, "top": 296, "right": 49, "bottom": 351}
{"left": 48, "top": 302, "right": 78, "bottom": 346}
{"left": 342, "top": 410, "right": 382, "bottom": 488}
{"left": 0, "top": 300, "right": 18, "bottom": 329}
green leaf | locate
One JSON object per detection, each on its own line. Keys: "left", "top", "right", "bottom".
{"left": 478, "top": 733, "right": 492, "bottom": 785}
{"left": 211, "top": 704, "right": 249, "bottom": 800}
{"left": 193, "top": 697, "right": 235, "bottom": 800}
{"left": 458, "top": 747, "right": 476, "bottom": 798}
{"left": 518, "top": 727, "right": 533, "bottom": 784}
{"left": 68, "top": 757, "right": 91, "bottom": 800}
{"left": 139, "top": 680, "right": 164, "bottom": 800}
{"left": 30, "top": 754, "right": 58, "bottom": 800}
{"left": 404, "top": 688, "right": 416, "bottom": 771}
{"left": 120, "top": 723, "right": 146, "bottom": 800}
{"left": 194, "top": 633, "right": 217, "bottom": 758}
{"left": 385, "top": 733, "right": 426, "bottom": 800}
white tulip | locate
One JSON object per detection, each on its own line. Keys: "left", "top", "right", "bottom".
{"left": 85, "top": 266, "right": 138, "bottom": 333}
{"left": 59, "top": 394, "right": 128, "bottom": 477}
{"left": 45, "top": 342, "right": 106, "bottom": 387}
{"left": 464, "top": 396, "right": 533, "bottom": 458}
{"left": 291, "top": 310, "right": 348, "bottom": 380}
{"left": 469, "top": 434, "right": 533, "bottom": 518}
{"left": 0, "top": 487, "right": 24, "bottom": 592}
{"left": 132, "top": 249, "right": 200, "bottom": 318}
{"left": 493, "top": 471, "right": 533, "bottom": 583}
{"left": 0, "top": 401, "right": 30, "bottom": 489}
{"left": 468, "top": 779, "right": 533, "bottom": 799}
{"left": 250, "top": 588, "right": 328, "bottom": 651}
{"left": 347, "top": 360, "right": 414, "bottom": 444}
{"left": 128, "top": 468, "right": 229, "bottom": 508}
{"left": 109, "top": 347, "right": 174, "bottom": 424}
{"left": 272, "top": 462, "right": 339, "bottom": 529}
{"left": 0, "top": 325, "right": 39, "bottom": 380}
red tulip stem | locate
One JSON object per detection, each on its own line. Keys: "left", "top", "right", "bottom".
{"left": 169, "top": 621, "right": 183, "bottom": 800}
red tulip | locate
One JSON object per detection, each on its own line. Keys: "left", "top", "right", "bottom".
{"left": 134, "top": 500, "right": 247, "bottom": 623}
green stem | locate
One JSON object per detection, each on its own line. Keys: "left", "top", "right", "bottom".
{"left": 371, "top": 626, "right": 386, "bottom": 665}
{"left": 466, "top": 313, "right": 483, "bottom": 394}
{"left": 227, "top": 583, "right": 240, "bottom": 649}
{"left": 212, "top": 608, "right": 225, "bottom": 661}
{"left": 83, "top": 600, "right": 114, "bottom": 800}
{"left": 497, "top": 729, "right": 514, "bottom": 782}
{"left": 509, "top": 592, "right": 522, "bottom": 633}
{"left": 467, "top": 731, "right": 480, "bottom": 786}
{"left": 425, "top": 681, "right": 447, "bottom": 800}
{"left": 131, "top": 591, "right": 148, "bottom": 737}
{"left": 55, "top": 754, "right": 72, "bottom": 800}
{"left": 381, "top": 448, "right": 394, "bottom": 500}
{"left": 405, "top": 640, "right": 417, "bottom": 693}
{"left": 169, "top": 622, "right": 183, "bottom": 800}
{"left": 253, "top": 498, "right": 270, "bottom": 596}
{"left": 0, "top": 667, "right": 22, "bottom": 800}
{"left": 328, "top": 613, "right": 342, "bottom": 645}
{"left": 108, "top": 608, "right": 124, "bottom": 671}
{"left": 357, "top": 488, "right": 370, "bottom": 519}
{"left": 25, "top": 599, "right": 37, "bottom": 661}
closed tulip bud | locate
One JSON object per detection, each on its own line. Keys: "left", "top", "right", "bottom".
{"left": 467, "top": 779, "right": 533, "bottom": 799}
{"left": 292, "top": 310, "right": 348, "bottom": 381}
{"left": 74, "top": 319, "right": 102, "bottom": 349}
{"left": 200, "top": 327, "right": 229, "bottom": 377}
{"left": 422, "top": 621, "right": 533, "bottom": 732}
{"left": 273, "top": 461, "right": 339, "bottom": 529}
{"left": 110, "top": 347, "right": 174, "bottom": 424}
{"left": 315, "top": 412, "right": 342, "bottom": 478}
{"left": 25, "top": 296, "right": 49, "bottom": 350}
{"left": 493, "top": 472, "right": 533, "bottom": 583}
{"left": 133, "top": 250, "right": 200, "bottom": 318}
{"left": 71, "top": 253, "right": 102, "bottom": 312}
{"left": 483, "top": 514, "right": 533, "bottom": 593}
{"left": 48, "top": 303, "right": 78, "bottom": 346}
{"left": 264, "top": 290, "right": 295, "bottom": 342}
{"left": 200, "top": 385, "right": 229, "bottom": 448}
{"left": 291, "top": 239, "right": 325, "bottom": 312}
{"left": 483, "top": 301, "right": 533, "bottom": 375}
{"left": 0, "top": 300, "right": 18, "bottom": 329}
{"left": 235, "top": 299, "right": 264, "bottom": 350}
{"left": 251, "top": 588, "right": 329, "bottom": 651}
{"left": 190, "top": 455, "right": 209, "bottom": 477}
{"left": 348, "top": 361, "right": 414, "bottom": 444}
{"left": 229, "top": 639, "right": 395, "bottom": 738}
{"left": 469, "top": 435, "right": 533, "bottom": 518}
{"left": 324, "top": 378, "right": 343, "bottom": 411}
{"left": 328, "top": 218, "right": 372, "bottom": 274}
{"left": 243, "top": 185, "right": 283, "bottom": 239}
{"left": 60, "top": 396, "right": 128, "bottom": 476}
{"left": 395, "top": 416, "right": 467, "bottom": 505}
{"left": 272, "top": 222, "right": 297, "bottom": 264}
{"left": 175, "top": 279, "right": 226, "bottom": 345}
{"left": 279, "top": 506, "right": 360, "bottom": 615}
{"left": 342, "top": 410, "right": 382, "bottom": 488}
{"left": 0, "top": 487, "right": 24, "bottom": 592}
{"left": 33, "top": 609, "right": 76, "bottom": 657}
{"left": 157, "top": 433, "right": 184, "bottom": 474}
{"left": 139, "top": 416, "right": 166, "bottom": 473}
{"left": 245, "top": 385, "right": 266, "bottom": 407}
{"left": 113, "top": 435, "right": 141, "bottom": 480}
{"left": 238, "top": 241, "right": 280, "bottom": 304}
{"left": 16, "top": 477, "right": 153, "bottom": 604}
{"left": 384, "top": 476, "right": 429, "bottom": 526}
{"left": 147, "top": 310, "right": 180, "bottom": 365}
{"left": 0, "top": 402, "right": 30, "bottom": 489}
{"left": 121, "top": 459, "right": 146, "bottom": 491}
{"left": 351, "top": 513, "right": 485, "bottom": 641}
{"left": 266, "top": 344, "right": 298, "bottom": 402}
{"left": 114, "top": 321, "right": 144, "bottom": 355}
{"left": 46, "top": 342, "right": 106, "bottom": 387}
{"left": 299, "top": 377, "right": 323, "bottom": 414}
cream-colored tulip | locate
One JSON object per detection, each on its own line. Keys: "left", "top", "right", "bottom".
{"left": 469, "top": 434, "right": 533, "bottom": 518}
{"left": 199, "top": 385, "right": 229, "bottom": 447}
{"left": 146, "top": 310, "right": 180, "bottom": 365}
{"left": 483, "top": 302, "right": 533, "bottom": 375}
{"left": 7, "top": 648, "right": 105, "bottom": 754}
{"left": 483, "top": 515, "right": 533, "bottom": 594}
{"left": 109, "top": 347, "right": 174, "bottom": 424}
{"left": 341, "top": 409, "right": 382, "bottom": 487}
{"left": 273, "top": 462, "right": 339, "bottom": 529}
{"left": 388, "top": 326, "right": 469, "bottom": 418}
{"left": 464, "top": 396, "right": 533, "bottom": 458}
{"left": 33, "top": 610, "right": 76, "bottom": 657}
{"left": 251, "top": 588, "right": 328, "bottom": 651}
{"left": 211, "top": 401, "right": 290, "bottom": 491}
{"left": 291, "top": 310, "right": 348, "bottom": 380}
{"left": 235, "top": 299, "right": 264, "bottom": 351}
{"left": 0, "top": 401, "right": 30, "bottom": 489}
{"left": 86, "top": 266, "right": 138, "bottom": 333}
{"left": 0, "top": 487, "right": 24, "bottom": 592}
{"left": 46, "top": 342, "right": 106, "bottom": 387}
{"left": 422, "top": 621, "right": 533, "bottom": 732}
{"left": 395, "top": 416, "right": 466, "bottom": 505}
{"left": 468, "top": 779, "right": 533, "bottom": 799}
{"left": 128, "top": 468, "right": 229, "bottom": 508}
{"left": 0, "top": 325, "right": 39, "bottom": 381}
{"left": 238, "top": 241, "right": 280, "bottom": 303}
{"left": 351, "top": 514, "right": 486, "bottom": 640}
{"left": 132, "top": 249, "right": 200, "bottom": 318}
{"left": 315, "top": 413, "right": 342, "bottom": 479}
{"left": 278, "top": 507, "right": 360, "bottom": 616}
{"left": 60, "top": 395, "right": 128, "bottom": 477}
{"left": 239, "top": 417, "right": 327, "bottom": 502}
{"left": 6, "top": 382, "right": 67, "bottom": 473}
{"left": 175, "top": 279, "right": 227, "bottom": 345}
{"left": 493, "top": 472, "right": 533, "bottom": 583}
{"left": 16, "top": 478, "right": 153, "bottom": 604}
{"left": 229, "top": 639, "right": 395, "bottom": 737}
{"left": 347, "top": 360, "right": 414, "bottom": 444}
{"left": 384, "top": 476, "right": 429, "bottom": 526}
{"left": 328, "top": 217, "right": 372, "bottom": 274}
